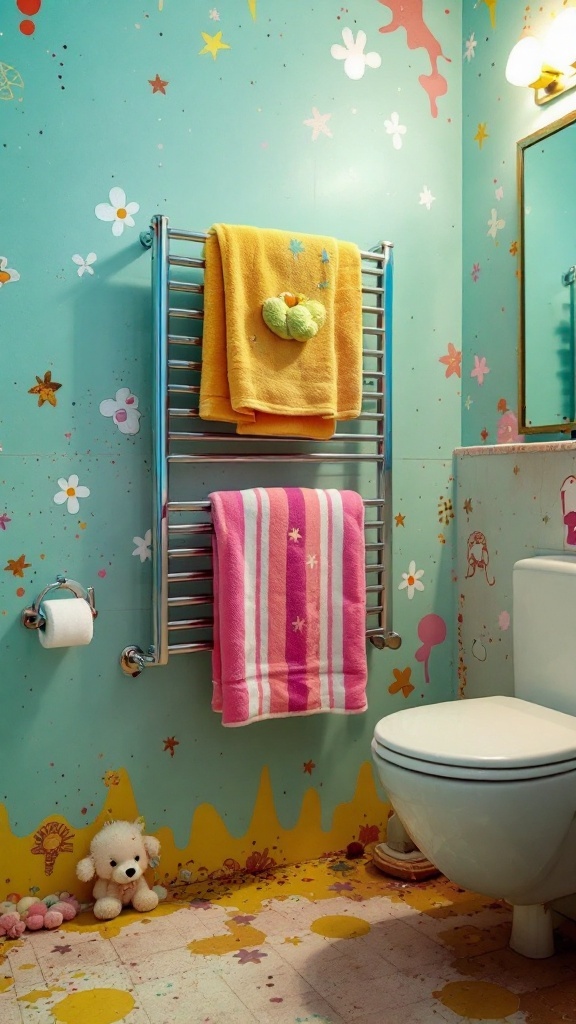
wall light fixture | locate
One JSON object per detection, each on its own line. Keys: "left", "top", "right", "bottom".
{"left": 506, "top": 7, "right": 576, "bottom": 104}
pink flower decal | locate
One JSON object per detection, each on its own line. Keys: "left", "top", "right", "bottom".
{"left": 471, "top": 355, "right": 490, "bottom": 386}
{"left": 439, "top": 342, "right": 461, "bottom": 379}
{"left": 99, "top": 388, "right": 141, "bottom": 435}
{"left": 415, "top": 613, "right": 447, "bottom": 684}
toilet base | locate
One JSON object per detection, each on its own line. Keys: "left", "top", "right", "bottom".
{"left": 510, "top": 903, "right": 554, "bottom": 959}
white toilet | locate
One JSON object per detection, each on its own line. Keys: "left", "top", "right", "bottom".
{"left": 372, "top": 555, "right": 576, "bottom": 959}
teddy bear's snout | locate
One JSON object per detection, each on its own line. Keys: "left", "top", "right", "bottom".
{"left": 109, "top": 859, "right": 144, "bottom": 885}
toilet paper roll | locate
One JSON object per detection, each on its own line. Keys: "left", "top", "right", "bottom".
{"left": 38, "top": 598, "right": 94, "bottom": 648}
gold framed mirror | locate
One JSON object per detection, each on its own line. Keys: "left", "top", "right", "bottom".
{"left": 518, "top": 109, "right": 576, "bottom": 433}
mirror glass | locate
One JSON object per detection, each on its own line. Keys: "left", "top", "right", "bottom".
{"left": 519, "top": 110, "right": 576, "bottom": 433}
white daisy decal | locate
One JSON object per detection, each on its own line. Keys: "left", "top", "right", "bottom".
{"left": 72, "top": 253, "right": 97, "bottom": 277}
{"left": 330, "top": 28, "right": 381, "bottom": 81}
{"left": 53, "top": 474, "right": 90, "bottom": 515}
{"left": 95, "top": 187, "right": 139, "bottom": 236}
{"left": 0, "top": 256, "right": 20, "bottom": 287}
{"left": 398, "top": 560, "right": 425, "bottom": 599}
{"left": 132, "top": 529, "right": 152, "bottom": 562}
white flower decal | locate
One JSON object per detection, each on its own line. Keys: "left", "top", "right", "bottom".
{"left": 0, "top": 256, "right": 20, "bottom": 287}
{"left": 487, "top": 208, "right": 505, "bottom": 239}
{"left": 331, "top": 28, "right": 381, "bottom": 81}
{"left": 398, "top": 560, "right": 425, "bottom": 599}
{"left": 54, "top": 474, "right": 90, "bottom": 515}
{"left": 303, "top": 107, "right": 333, "bottom": 141}
{"left": 384, "top": 112, "right": 406, "bottom": 150}
{"left": 419, "top": 185, "right": 436, "bottom": 210}
{"left": 95, "top": 187, "right": 139, "bottom": 237}
{"left": 99, "top": 388, "right": 141, "bottom": 435}
{"left": 464, "top": 33, "right": 477, "bottom": 62}
{"left": 72, "top": 253, "right": 97, "bottom": 277}
{"left": 132, "top": 530, "right": 152, "bottom": 562}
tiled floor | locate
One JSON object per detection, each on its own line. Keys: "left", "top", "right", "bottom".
{"left": 1, "top": 852, "right": 576, "bottom": 1023}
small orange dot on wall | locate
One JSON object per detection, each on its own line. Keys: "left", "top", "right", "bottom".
{"left": 19, "top": 19, "right": 35, "bottom": 34}
{"left": 16, "top": 587, "right": 25, "bottom": 597}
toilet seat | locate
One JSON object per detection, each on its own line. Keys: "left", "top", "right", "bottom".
{"left": 372, "top": 695, "right": 576, "bottom": 782}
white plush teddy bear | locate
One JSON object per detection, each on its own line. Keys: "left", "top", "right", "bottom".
{"left": 76, "top": 819, "right": 160, "bottom": 920}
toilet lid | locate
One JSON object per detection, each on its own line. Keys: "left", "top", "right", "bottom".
{"left": 373, "top": 695, "right": 576, "bottom": 772}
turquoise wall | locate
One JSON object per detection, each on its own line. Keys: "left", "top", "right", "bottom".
{"left": 462, "top": 0, "right": 576, "bottom": 444}
{"left": 1, "top": 0, "right": 461, "bottom": 887}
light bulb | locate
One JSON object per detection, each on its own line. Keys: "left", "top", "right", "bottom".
{"left": 505, "top": 36, "right": 544, "bottom": 87}
{"left": 544, "top": 7, "right": 576, "bottom": 69}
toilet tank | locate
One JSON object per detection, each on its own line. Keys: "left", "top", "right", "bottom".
{"left": 513, "top": 555, "right": 576, "bottom": 715}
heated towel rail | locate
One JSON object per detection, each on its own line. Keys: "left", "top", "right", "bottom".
{"left": 120, "top": 215, "right": 400, "bottom": 676}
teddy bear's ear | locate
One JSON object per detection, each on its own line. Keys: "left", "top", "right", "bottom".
{"left": 76, "top": 855, "right": 96, "bottom": 882}
{"left": 133, "top": 819, "right": 145, "bottom": 834}
{"left": 142, "top": 835, "right": 160, "bottom": 860}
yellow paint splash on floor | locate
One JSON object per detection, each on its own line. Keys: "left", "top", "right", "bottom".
{"left": 65, "top": 903, "right": 181, "bottom": 938}
{"left": 51, "top": 988, "right": 135, "bottom": 1024}
{"left": 433, "top": 980, "right": 520, "bottom": 1019}
{"left": 188, "top": 921, "right": 266, "bottom": 956}
{"left": 18, "top": 986, "right": 66, "bottom": 1004}
{"left": 438, "top": 921, "right": 511, "bottom": 958}
{"left": 0, "top": 975, "right": 14, "bottom": 993}
{"left": 310, "top": 914, "right": 371, "bottom": 939}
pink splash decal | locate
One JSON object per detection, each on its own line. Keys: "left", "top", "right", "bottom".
{"left": 114, "top": 409, "right": 128, "bottom": 423}
{"left": 497, "top": 410, "right": 524, "bottom": 445}
{"left": 377, "top": 0, "right": 450, "bottom": 117}
{"left": 415, "top": 613, "right": 447, "bottom": 683}
{"left": 97, "top": 569, "right": 107, "bottom": 578}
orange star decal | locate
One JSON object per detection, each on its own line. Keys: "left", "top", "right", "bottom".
{"left": 388, "top": 667, "right": 414, "bottom": 699}
{"left": 394, "top": 513, "right": 405, "bottom": 527}
{"left": 4, "top": 554, "right": 31, "bottom": 578}
{"left": 149, "top": 74, "right": 168, "bottom": 94}
{"left": 28, "top": 370, "right": 62, "bottom": 407}
{"left": 303, "top": 760, "right": 316, "bottom": 775}
{"left": 163, "top": 736, "right": 179, "bottom": 756}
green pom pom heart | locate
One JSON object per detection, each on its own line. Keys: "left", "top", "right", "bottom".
{"left": 262, "top": 293, "right": 326, "bottom": 342}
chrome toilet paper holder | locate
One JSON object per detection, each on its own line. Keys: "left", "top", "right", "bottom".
{"left": 22, "top": 575, "right": 98, "bottom": 631}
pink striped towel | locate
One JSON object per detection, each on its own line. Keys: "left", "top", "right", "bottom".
{"left": 210, "top": 487, "right": 368, "bottom": 726}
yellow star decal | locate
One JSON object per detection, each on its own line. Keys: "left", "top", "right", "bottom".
{"left": 199, "top": 31, "right": 231, "bottom": 60}
{"left": 474, "top": 123, "right": 488, "bottom": 149}
{"left": 28, "top": 370, "right": 62, "bottom": 407}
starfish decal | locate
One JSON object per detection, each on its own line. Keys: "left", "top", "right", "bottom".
{"left": 288, "top": 527, "right": 302, "bottom": 543}
{"left": 394, "top": 513, "right": 405, "bottom": 527}
{"left": 149, "top": 74, "right": 169, "bottom": 94}
{"left": 292, "top": 616, "right": 305, "bottom": 633}
{"left": 303, "top": 760, "right": 315, "bottom": 775}
{"left": 163, "top": 736, "right": 179, "bottom": 757}
{"left": 199, "top": 31, "right": 231, "bottom": 60}
{"left": 28, "top": 370, "right": 62, "bottom": 407}
{"left": 306, "top": 553, "right": 317, "bottom": 568}
{"left": 388, "top": 666, "right": 414, "bottom": 698}
{"left": 4, "top": 554, "right": 31, "bottom": 578}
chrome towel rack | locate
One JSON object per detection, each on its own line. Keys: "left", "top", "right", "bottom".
{"left": 120, "top": 216, "right": 400, "bottom": 676}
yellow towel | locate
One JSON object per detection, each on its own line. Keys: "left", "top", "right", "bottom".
{"left": 199, "top": 224, "right": 363, "bottom": 439}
